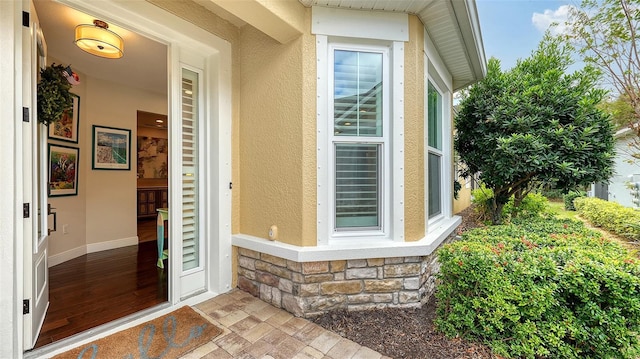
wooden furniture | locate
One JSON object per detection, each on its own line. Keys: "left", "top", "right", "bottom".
{"left": 137, "top": 187, "right": 168, "bottom": 219}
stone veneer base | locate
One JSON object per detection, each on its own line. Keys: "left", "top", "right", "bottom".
{"left": 236, "top": 234, "right": 457, "bottom": 318}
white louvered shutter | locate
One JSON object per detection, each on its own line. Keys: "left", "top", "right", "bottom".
{"left": 182, "top": 69, "right": 199, "bottom": 270}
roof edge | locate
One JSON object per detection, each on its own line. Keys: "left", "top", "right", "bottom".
{"left": 450, "top": 0, "right": 486, "bottom": 90}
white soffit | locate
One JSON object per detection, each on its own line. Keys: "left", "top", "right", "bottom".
{"left": 300, "top": 0, "right": 486, "bottom": 90}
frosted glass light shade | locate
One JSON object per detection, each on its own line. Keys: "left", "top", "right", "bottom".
{"left": 74, "top": 20, "right": 123, "bottom": 59}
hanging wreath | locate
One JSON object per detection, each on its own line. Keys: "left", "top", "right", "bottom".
{"left": 37, "top": 64, "right": 73, "bottom": 126}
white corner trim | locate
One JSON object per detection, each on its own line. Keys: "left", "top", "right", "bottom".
{"left": 233, "top": 216, "right": 461, "bottom": 262}
{"left": 312, "top": 6, "right": 408, "bottom": 42}
{"left": 316, "top": 34, "right": 329, "bottom": 246}
{"left": 392, "top": 41, "right": 405, "bottom": 242}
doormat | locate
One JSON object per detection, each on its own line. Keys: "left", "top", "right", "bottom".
{"left": 52, "top": 306, "right": 222, "bottom": 359}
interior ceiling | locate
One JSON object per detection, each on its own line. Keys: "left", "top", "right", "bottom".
{"left": 34, "top": 0, "right": 168, "bottom": 97}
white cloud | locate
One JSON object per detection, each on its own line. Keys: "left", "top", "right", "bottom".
{"left": 532, "top": 5, "right": 574, "bottom": 36}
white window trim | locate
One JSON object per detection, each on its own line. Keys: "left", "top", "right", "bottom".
{"left": 316, "top": 35, "right": 404, "bottom": 246}
{"left": 425, "top": 62, "right": 453, "bottom": 231}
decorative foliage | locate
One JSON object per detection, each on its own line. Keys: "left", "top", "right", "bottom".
{"left": 37, "top": 64, "right": 73, "bottom": 126}
{"left": 436, "top": 218, "right": 640, "bottom": 358}
{"left": 575, "top": 196, "right": 640, "bottom": 241}
{"left": 455, "top": 35, "right": 615, "bottom": 224}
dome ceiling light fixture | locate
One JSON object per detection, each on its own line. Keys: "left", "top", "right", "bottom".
{"left": 74, "top": 19, "right": 124, "bottom": 59}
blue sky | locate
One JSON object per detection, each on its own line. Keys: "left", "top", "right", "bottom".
{"left": 476, "top": 0, "right": 575, "bottom": 71}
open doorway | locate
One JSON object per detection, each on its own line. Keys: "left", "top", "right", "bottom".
{"left": 136, "top": 111, "right": 169, "bottom": 244}
{"left": 32, "top": 0, "right": 169, "bottom": 349}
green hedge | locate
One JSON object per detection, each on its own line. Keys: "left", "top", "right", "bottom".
{"left": 436, "top": 218, "right": 640, "bottom": 358}
{"left": 574, "top": 197, "right": 640, "bottom": 241}
{"left": 563, "top": 191, "right": 585, "bottom": 211}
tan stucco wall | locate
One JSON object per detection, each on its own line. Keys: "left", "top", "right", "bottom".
{"left": 300, "top": 9, "right": 318, "bottom": 247}
{"left": 237, "top": 9, "right": 316, "bottom": 246}
{"left": 453, "top": 179, "right": 472, "bottom": 214}
{"left": 147, "top": 0, "right": 239, "bottom": 43}
{"left": 404, "top": 15, "right": 426, "bottom": 242}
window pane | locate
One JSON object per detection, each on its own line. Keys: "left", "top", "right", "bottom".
{"left": 335, "top": 143, "right": 380, "bottom": 229}
{"left": 427, "top": 83, "right": 442, "bottom": 150}
{"left": 428, "top": 152, "right": 441, "bottom": 218}
{"left": 334, "top": 50, "right": 383, "bottom": 137}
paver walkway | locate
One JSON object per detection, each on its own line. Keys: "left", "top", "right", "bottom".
{"left": 179, "top": 289, "right": 389, "bottom": 359}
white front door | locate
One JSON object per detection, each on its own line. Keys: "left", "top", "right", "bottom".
{"left": 22, "top": 0, "right": 50, "bottom": 350}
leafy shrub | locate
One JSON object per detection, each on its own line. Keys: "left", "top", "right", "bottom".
{"left": 472, "top": 186, "right": 549, "bottom": 222}
{"left": 436, "top": 218, "right": 640, "bottom": 358}
{"left": 504, "top": 192, "right": 549, "bottom": 219}
{"left": 574, "top": 197, "right": 640, "bottom": 241}
{"left": 563, "top": 191, "right": 585, "bottom": 211}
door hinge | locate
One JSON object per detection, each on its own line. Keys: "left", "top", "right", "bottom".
{"left": 229, "top": 182, "right": 233, "bottom": 189}
{"left": 23, "top": 299, "right": 29, "bottom": 315}
{"left": 22, "top": 11, "right": 29, "bottom": 28}
{"left": 23, "top": 107, "right": 29, "bottom": 123}
{"left": 23, "top": 203, "right": 30, "bottom": 218}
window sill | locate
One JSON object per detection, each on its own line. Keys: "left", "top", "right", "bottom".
{"left": 232, "top": 215, "right": 461, "bottom": 262}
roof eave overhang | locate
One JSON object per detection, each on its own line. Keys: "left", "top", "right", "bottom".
{"left": 419, "top": 0, "right": 486, "bottom": 91}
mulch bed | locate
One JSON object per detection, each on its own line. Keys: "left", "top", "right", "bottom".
{"left": 312, "top": 205, "right": 499, "bottom": 359}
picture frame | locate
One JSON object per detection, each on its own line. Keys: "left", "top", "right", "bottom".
{"left": 48, "top": 144, "right": 79, "bottom": 197}
{"left": 48, "top": 93, "right": 80, "bottom": 143}
{"left": 92, "top": 125, "right": 131, "bottom": 170}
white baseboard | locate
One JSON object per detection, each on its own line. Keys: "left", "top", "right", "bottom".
{"left": 87, "top": 236, "right": 139, "bottom": 253}
{"left": 48, "top": 236, "right": 139, "bottom": 267}
{"left": 48, "top": 246, "right": 87, "bottom": 267}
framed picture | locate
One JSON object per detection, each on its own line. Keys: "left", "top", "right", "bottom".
{"left": 48, "top": 144, "right": 79, "bottom": 197}
{"left": 48, "top": 94, "right": 80, "bottom": 143}
{"left": 92, "top": 125, "right": 131, "bottom": 170}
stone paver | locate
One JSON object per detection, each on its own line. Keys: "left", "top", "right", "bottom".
{"left": 181, "top": 289, "right": 385, "bottom": 359}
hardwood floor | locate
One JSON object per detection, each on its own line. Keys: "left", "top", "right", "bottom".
{"left": 138, "top": 218, "right": 159, "bottom": 243}
{"left": 34, "top": 231, "right": 168, "bottom": 348}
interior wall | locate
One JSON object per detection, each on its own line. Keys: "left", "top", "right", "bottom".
{"left": 84, "top": 77, "right": 166, "bottom": 246}
{"left": 47, "top": 58, "right": 87, "bottom": 263}
{"left": 47, "top": 64, "right": 167, "bottom": 261}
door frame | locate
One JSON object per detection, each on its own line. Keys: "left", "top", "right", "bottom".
{"left": 13, "top": 0, "right": 233, "bottom": 356}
